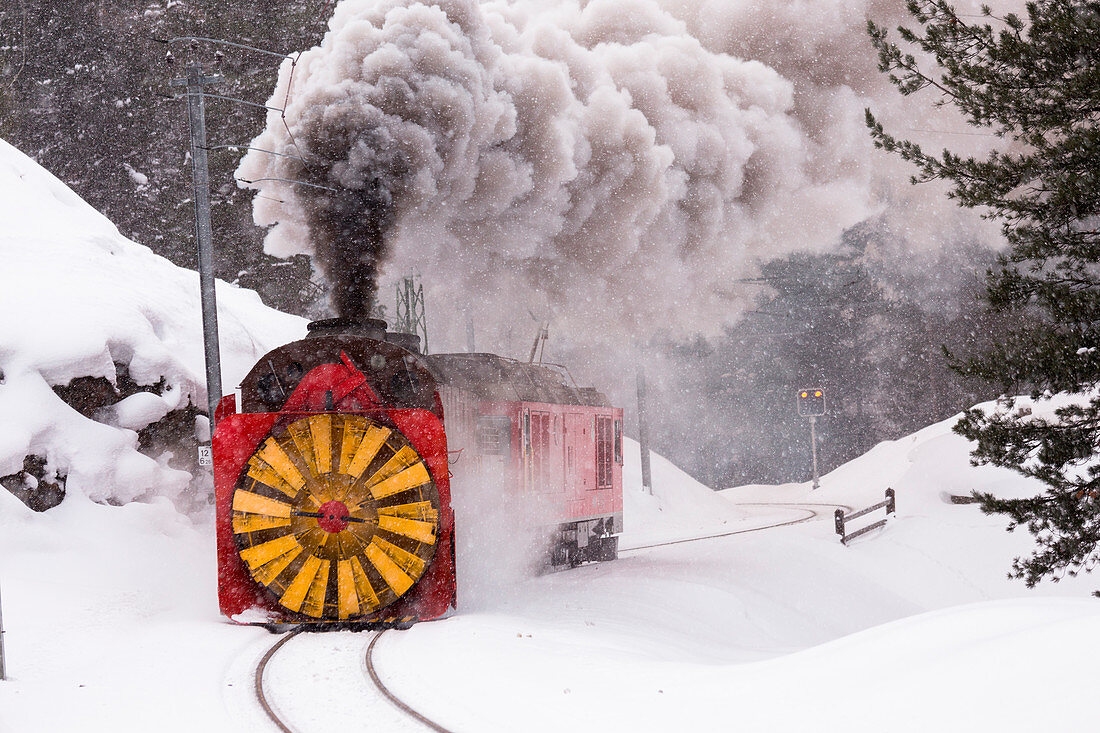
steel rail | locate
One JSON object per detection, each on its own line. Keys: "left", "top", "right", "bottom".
{"left": 255, "top": 626, "right": 307, "bottom": 733}
{"left": 366, "top": 630, "right": 456, "bottom": 733}
{"left": 619, "top": 501, "right": 852, "bottom": 553}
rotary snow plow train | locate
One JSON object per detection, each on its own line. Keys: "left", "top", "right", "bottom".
{"left": 212, "top": 318, "right": 623, "bottom": 626}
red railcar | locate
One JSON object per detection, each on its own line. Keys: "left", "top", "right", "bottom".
{"left": 431, "top": 353, "right": 623, "bottom": 565}
{"left": 212, "top": 319, "right": 622, "bottom": 627}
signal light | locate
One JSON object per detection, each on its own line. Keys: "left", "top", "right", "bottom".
{"left": 797, "top": 388, "right": 826, "bottom": 416}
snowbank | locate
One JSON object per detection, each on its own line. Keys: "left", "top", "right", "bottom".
{"left": 0, "top": 138, "right": 306, "bottom": 510}
{"left": 620, "top": 436, "right": 752, "bottom": 546}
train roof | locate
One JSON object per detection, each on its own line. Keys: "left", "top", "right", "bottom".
{"left": 425, "top": 353, "right": 611, "bottom": 407}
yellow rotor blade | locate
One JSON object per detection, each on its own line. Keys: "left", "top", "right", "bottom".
{"left": 345, "top": 425, "right": 391, "bottom": 478}
{"left": 280, "top": 555, "right": 324, "bottom": 614}
{"left": 372, "top": 536, "right": 428, "bottom": 578}
{"left": 255, "top": 440, "right": 306, "bottom": 490}
{"left": 350, "top": 556, "right": 380, "bottom": 612}
{"left": 232, "top": 512, "right": 292, "bottom": 534}
{"left": 377, "top": 501, "right": 438, "bottom": 523}
{"left": 239, "top": 534, "right": 301, "bottom": 570}
{"left": 286, "top": 420, "right": 316, "bottom": 476}
{"left": 365, "top": 446, "right": 420, "bottom": 488}
{"left": 339, "top": 421, "right": 366, "bottom": 474}
{"left": 378, "top": 515, "right": 437, "bottom": 545}
{"left": 245, "top": 458, "right": 298, "bottom": 498}
{"left": 336, "top": 559, "right": 360, "bottom": 619}
{"left": 366, "top": 540, "right": 414, "bottom": 597}
{"left": 253, "top": 543, "right": 303, "bottom": 586}
{"left": 367, "top": 462, "right": 431, "bottom": 501}
{"left": 302, "top": 559, "right": 331, "bottom": 618}
{"left": 309, "top": 414, "right": 334, "bottom": 474}
{"left": 233, "top": 491, "right": 292, "bottom": 518}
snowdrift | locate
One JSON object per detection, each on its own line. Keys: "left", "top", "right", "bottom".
{"left": 0, "top": 138, "right": 306, "bottom": 511}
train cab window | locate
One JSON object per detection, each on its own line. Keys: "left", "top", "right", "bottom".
{"left": 256, "top": 360, "right": 305, "bottom": 408}
{"left": 285, "top": 361, "right": 304, "bottom": 388}
{"left": 389, "top": 369, "right": 420, "bottom": 404}
{"left": 257, "top": 372, "right": 283, "bottom": 406}
{"left": 595, "top": 415, "right": 613, "bottom": 489}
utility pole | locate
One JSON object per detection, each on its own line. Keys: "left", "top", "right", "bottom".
{"left": 171, "top": 62, "right": 224, "bottom": 424}
{"left": 637, "top": 370, "right": 653, "bottom": 494}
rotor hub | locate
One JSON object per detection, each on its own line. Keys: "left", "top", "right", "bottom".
{"left": 317, "top": 500, "right": 351, "bottom": 534}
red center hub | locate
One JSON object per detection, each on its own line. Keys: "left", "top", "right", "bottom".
{"left": 317, "top": 500, "right": 351, "bottom": 533}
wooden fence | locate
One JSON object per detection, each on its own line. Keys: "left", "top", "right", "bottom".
{"left": 835, "top": 489, "right": 896, "bottom": 545}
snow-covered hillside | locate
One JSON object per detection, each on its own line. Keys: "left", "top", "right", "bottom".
{"left": 0, "top": 139, "right": 306, "bottom": 510}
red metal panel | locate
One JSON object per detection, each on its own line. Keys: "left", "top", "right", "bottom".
{"left": 213, "top": 405, "right": 281, "bottom": 618}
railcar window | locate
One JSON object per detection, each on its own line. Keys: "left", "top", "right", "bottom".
{"left": 535, "top": 412, "right": 551, "bottom": 492}
{"left": 523, "top": 411, "right": 531, "bottom": 456}
{"left": 614, "top": 418, "right": 623, "bottom": 465}
{"left": 596, "top": 415, "right": 613, "bottom": 489}
{"left": 476, "top": 416, "right": 511, "bottom": 456}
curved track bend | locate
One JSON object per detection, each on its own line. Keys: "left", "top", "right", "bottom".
{"left": 620, "top": 501, "right": 852, "bottom": 553}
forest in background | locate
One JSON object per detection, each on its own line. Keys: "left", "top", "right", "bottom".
{"left": 0, "top": 0, "right": 1003, "bottom": 488}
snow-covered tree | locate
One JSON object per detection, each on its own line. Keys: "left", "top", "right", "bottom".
{"left": 867, "top": 0, "right": 1100, "bottom": 589}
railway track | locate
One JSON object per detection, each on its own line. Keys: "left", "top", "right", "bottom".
{"left": 255, "top": 627, "right": 455, "bottom": 733}
{"left": 252, "top": 500, "right": 848, "bottom": 732}
{"left": 255, "top": 626, "right": 305, "bottom": 733}
{"left": 620, "top": 501, "right": 852, "bottom": 553}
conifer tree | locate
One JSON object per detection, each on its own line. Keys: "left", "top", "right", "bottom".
{"left": 867, "top": 0, "right": 1100, "bottom": 589}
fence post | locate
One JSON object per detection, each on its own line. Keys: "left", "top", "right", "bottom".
{"left": 834, "top": 508, "right": 845, "bottom": 538}
{"left": 0, "top": 580, "right": 7, "bottom": 681}
{"left": 885, "top": 488, "right": 896, "bottom": 515}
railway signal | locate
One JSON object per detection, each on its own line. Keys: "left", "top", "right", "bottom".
{"left": 797, "top": 388, "right": 826, "bottom": 416}
{"left": 797, "top": 388, "right": 826, "bottom": 489}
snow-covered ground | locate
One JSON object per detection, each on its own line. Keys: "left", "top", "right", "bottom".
{"left": 3, "top": 426, "right": 1098, "bottom": 732}
{"left": 2, "top": 140, "right": 1098, "bottom": 732}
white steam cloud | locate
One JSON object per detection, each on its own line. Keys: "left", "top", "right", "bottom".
{"left": 237, "top": 0, "right": 909, "bottom": 352}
